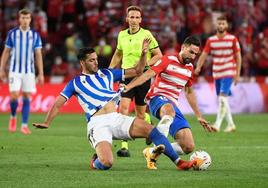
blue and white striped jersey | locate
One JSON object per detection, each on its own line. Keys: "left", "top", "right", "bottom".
{"left": 61, "top": 69, "right": 125, "bottom": 122}
{"left": 5, "top": 27, "right": 42, "bottom": 74}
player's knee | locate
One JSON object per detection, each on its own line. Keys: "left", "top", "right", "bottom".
{"left": 160, "top": 104, "right": 175, "bottom": 117}
{"left": 99, "top": 158, "right": 113, "bottom": 169}
{"left": 10, "top": 93, "right": 19, "bottom": 100}
{"left": 119, "top": 105, "right": 129, "bottom": 115}
{"left": 136, "top": 112, "right": 145, "bottom": 120}
{"left": 145, "top": 123, "right": 154, "bottom": 135}
{"left": 182, "top": 143, "right": 195, "bottom": 154}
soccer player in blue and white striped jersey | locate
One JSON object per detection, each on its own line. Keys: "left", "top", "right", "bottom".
{"left": 33, "top": 39, "right": 197, "bottom": 171}
{"left": 0, "top": 9, "right": 44, "bottom": 134}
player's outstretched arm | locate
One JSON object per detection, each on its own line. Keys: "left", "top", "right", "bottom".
{"left": 123, "top": 69, "right": 155, "bottom": 93}
{"left": 33, "top": 95, "right": 67, "bottom": 129}
{"left": 194, "top": 51, "right": 208, "bottom": 76}
{"left": 184, "top": 86, "right": 215, "bottom": 132}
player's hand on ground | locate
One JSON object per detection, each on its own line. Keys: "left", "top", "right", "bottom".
{"left": 32, "top": 123, "right": 49, "bottom": 129}
{"left": 197, "top": 117, "right": 214, "bottom": 132}
{"left": 142, "top": 38, "right": 151, "bottom": 54}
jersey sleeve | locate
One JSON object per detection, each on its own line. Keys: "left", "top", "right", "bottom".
{"left": 116, "top": 32, "right": 122, "bottom": 51}
{"left": 233, "top": 37, "right": 241, "bottom": 53}
{"left": 60, "top": 80, "right": 75, "bottom": 100}
{"left": 150, "top": 56, "right": 168, "bottom": 74}
{"left": 147, "top": 31, "right": 159, "bottom": 50}
{"left": 203, "top": 38, "right": 211, "bottom": 53}
{"left": 5, "top": 30, "right": 13, "bottom": 48}
{"left": 34, "top": 32, "right": 42, "bottom": 50}
{"left": 109, "top": 69, "right": 124, "bottom": 82}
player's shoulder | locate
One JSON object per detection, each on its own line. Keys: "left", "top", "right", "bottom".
{"left": 140, "top": 28, "right": 152, "bottom": 34}
{"left": 29, "top": 28, "right": 41, "bottom": 35}
{"left": 185, "top": 63, "right": 194, "bottom": 69}
{"left": 118, "top": 29, "right": 129, "bottom": 36}
{"left": 7, "top": 27, "right": 19, "bottom": 34}
{"left": 208, "top": 35, "right": 218, "bottom": 41}
{"left": 224, "top": 33, "right": 237, "bottom": 40}
{"left": 165, "top": 54, "right": 180, "bottom": 63}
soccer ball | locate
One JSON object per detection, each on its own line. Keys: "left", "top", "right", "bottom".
{"left": 190, "top": 150, "right": 212, "bottom": 171}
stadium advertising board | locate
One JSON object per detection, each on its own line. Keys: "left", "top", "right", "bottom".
{"left": 0, "top": 82, "right": 267, "bottom": 113}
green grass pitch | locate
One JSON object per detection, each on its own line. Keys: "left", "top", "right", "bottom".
{"left": 1, "top": 113, "right": 268, "bottom": 188}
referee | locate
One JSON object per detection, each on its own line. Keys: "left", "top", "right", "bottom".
{"left": 109, "top": 5, "right": 162, "bottom": 157}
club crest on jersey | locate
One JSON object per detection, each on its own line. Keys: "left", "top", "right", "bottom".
{"left": 99, "top": 73, "right": 105, "bottom": 77}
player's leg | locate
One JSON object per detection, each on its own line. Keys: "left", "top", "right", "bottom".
{"left": 169, "top": 105, "right": 194, "bottom": 155}
{"left": 129, "top": 118, "right": 196, "bottom": 170}
{"left": 20, "top": 92, "right": 32, "bottom": 134}
{"left": 20, "top": 73, "right": 36, "bottom": 134}
{"left": 117, "top": 78, "right": 134, "bottom": 157}
{"left": 8, "top": 73, "right": 21, "bottom": 132}
{"left": 173, "top": 128, "right": 195, "bottom": 155}
{"left": 221, "top": 78, "right": 236, "bottom": 132}
{"left": 144, "top": 111, "right": 153, "bottom": 145}
{"left": 117, "top": 97, "right": 132, "bottom": 157}
{"left": 149, "top": 96, "right": 175, "bottom": 137}
{"left": 213, "top": 79, "right": 226, "bottom": 131}
{"left": 9, "top": 92, "right": 19, "bottom": 132}
{"left": 88, "top": 115, "right": 114, "bottom": 170}
{"left": 135, "top": 78, "right": 152, "bottom": 145}
{"left": 92, "top": 141, "right": 113, "bottom": 170}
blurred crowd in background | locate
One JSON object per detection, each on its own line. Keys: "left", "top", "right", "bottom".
{"left": 1, "top": 0, "right": 268, "bottom": 78}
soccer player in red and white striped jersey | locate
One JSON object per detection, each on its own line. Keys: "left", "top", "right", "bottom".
{"left": 195, "top": 15, "right": 242, "bottom": 132}
{"left": 123, "top": 36, "right": 215, "bottom": 162}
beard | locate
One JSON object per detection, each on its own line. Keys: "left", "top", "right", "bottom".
{"left": 182, "top": 57, "right": 192, "bottom": 64}
{"left": 217, "top": 28, "right": 226, "bottom": 34}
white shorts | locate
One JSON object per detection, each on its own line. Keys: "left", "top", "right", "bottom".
{"left": 9, "top": 73, "right": 36, "bottom": 93}
{"left": 87, "top": 112, "right": 135, "bottom": 148}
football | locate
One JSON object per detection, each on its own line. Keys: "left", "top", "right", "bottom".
{"left": 190, "top": 150, "right": 212, "bottom": 171}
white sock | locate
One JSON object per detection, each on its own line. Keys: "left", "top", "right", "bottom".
{"left": 171, "top": 142, "right": 185, "bottom": 155}
{"left": 222, "top": 97, "right": 235, "bottom": 127}
{"left": 214, "top": 96, "right": 227, "bottom": 129}
{"left": 156, "top": 115, "right": 174, "bottom": 137}
{"left": 21, "top": 123, "right": 28, "bottom": 127}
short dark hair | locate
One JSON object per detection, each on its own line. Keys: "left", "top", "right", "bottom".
{"left": 217, "top": 15, "right": 228, "bottom": 21}
{"left": 126, "top": 5, "right": 142, "bottom": 15}
{"left": 77, "top": 47, "right": 95, "bottom": 61}
{"left": 183, "top": 36, "right": 201, "bottom": 47}
{"left": 19, "top": 8, "right": 31, "bottom": 15}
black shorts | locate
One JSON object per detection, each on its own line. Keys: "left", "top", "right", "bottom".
{"left": 120, "top": 77, "right": 151, "bottom": 105}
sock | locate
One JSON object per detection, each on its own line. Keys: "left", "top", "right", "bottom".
{"left": 149, "top": 127, "right": 179, "bottom": 163}
{"left": 222, "top": 97, "right": 235, "bottom": 127}
{"left": 171, "top": 142, "right": 185, "bottom": 155}
{"left": 93, "top": 158, "right": 111, "bottom": 170}
{"left": 121, "top": 140, "right": 128, "bottom": 149}
{"left": 22, "top": 98, "right": 30, "bottom": 126}
{"left": 156, "top": 115, "right": 174, "bottom": 137}
{"left": 10, "top": 100, "right": 18, "bottom": 117}
{"left": 214, "top": 96, "right": 227, "bottom": 129}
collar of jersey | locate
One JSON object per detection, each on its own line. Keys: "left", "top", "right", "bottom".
{"left": 127, "top": 27, "right": 141, "bottom": 35}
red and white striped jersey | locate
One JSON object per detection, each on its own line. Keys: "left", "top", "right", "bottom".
{"left": 203, "top": 33, "right": 240, "bottom": 79}
{"left": 146, "top": 55, "right": 194, "bottom": 106}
